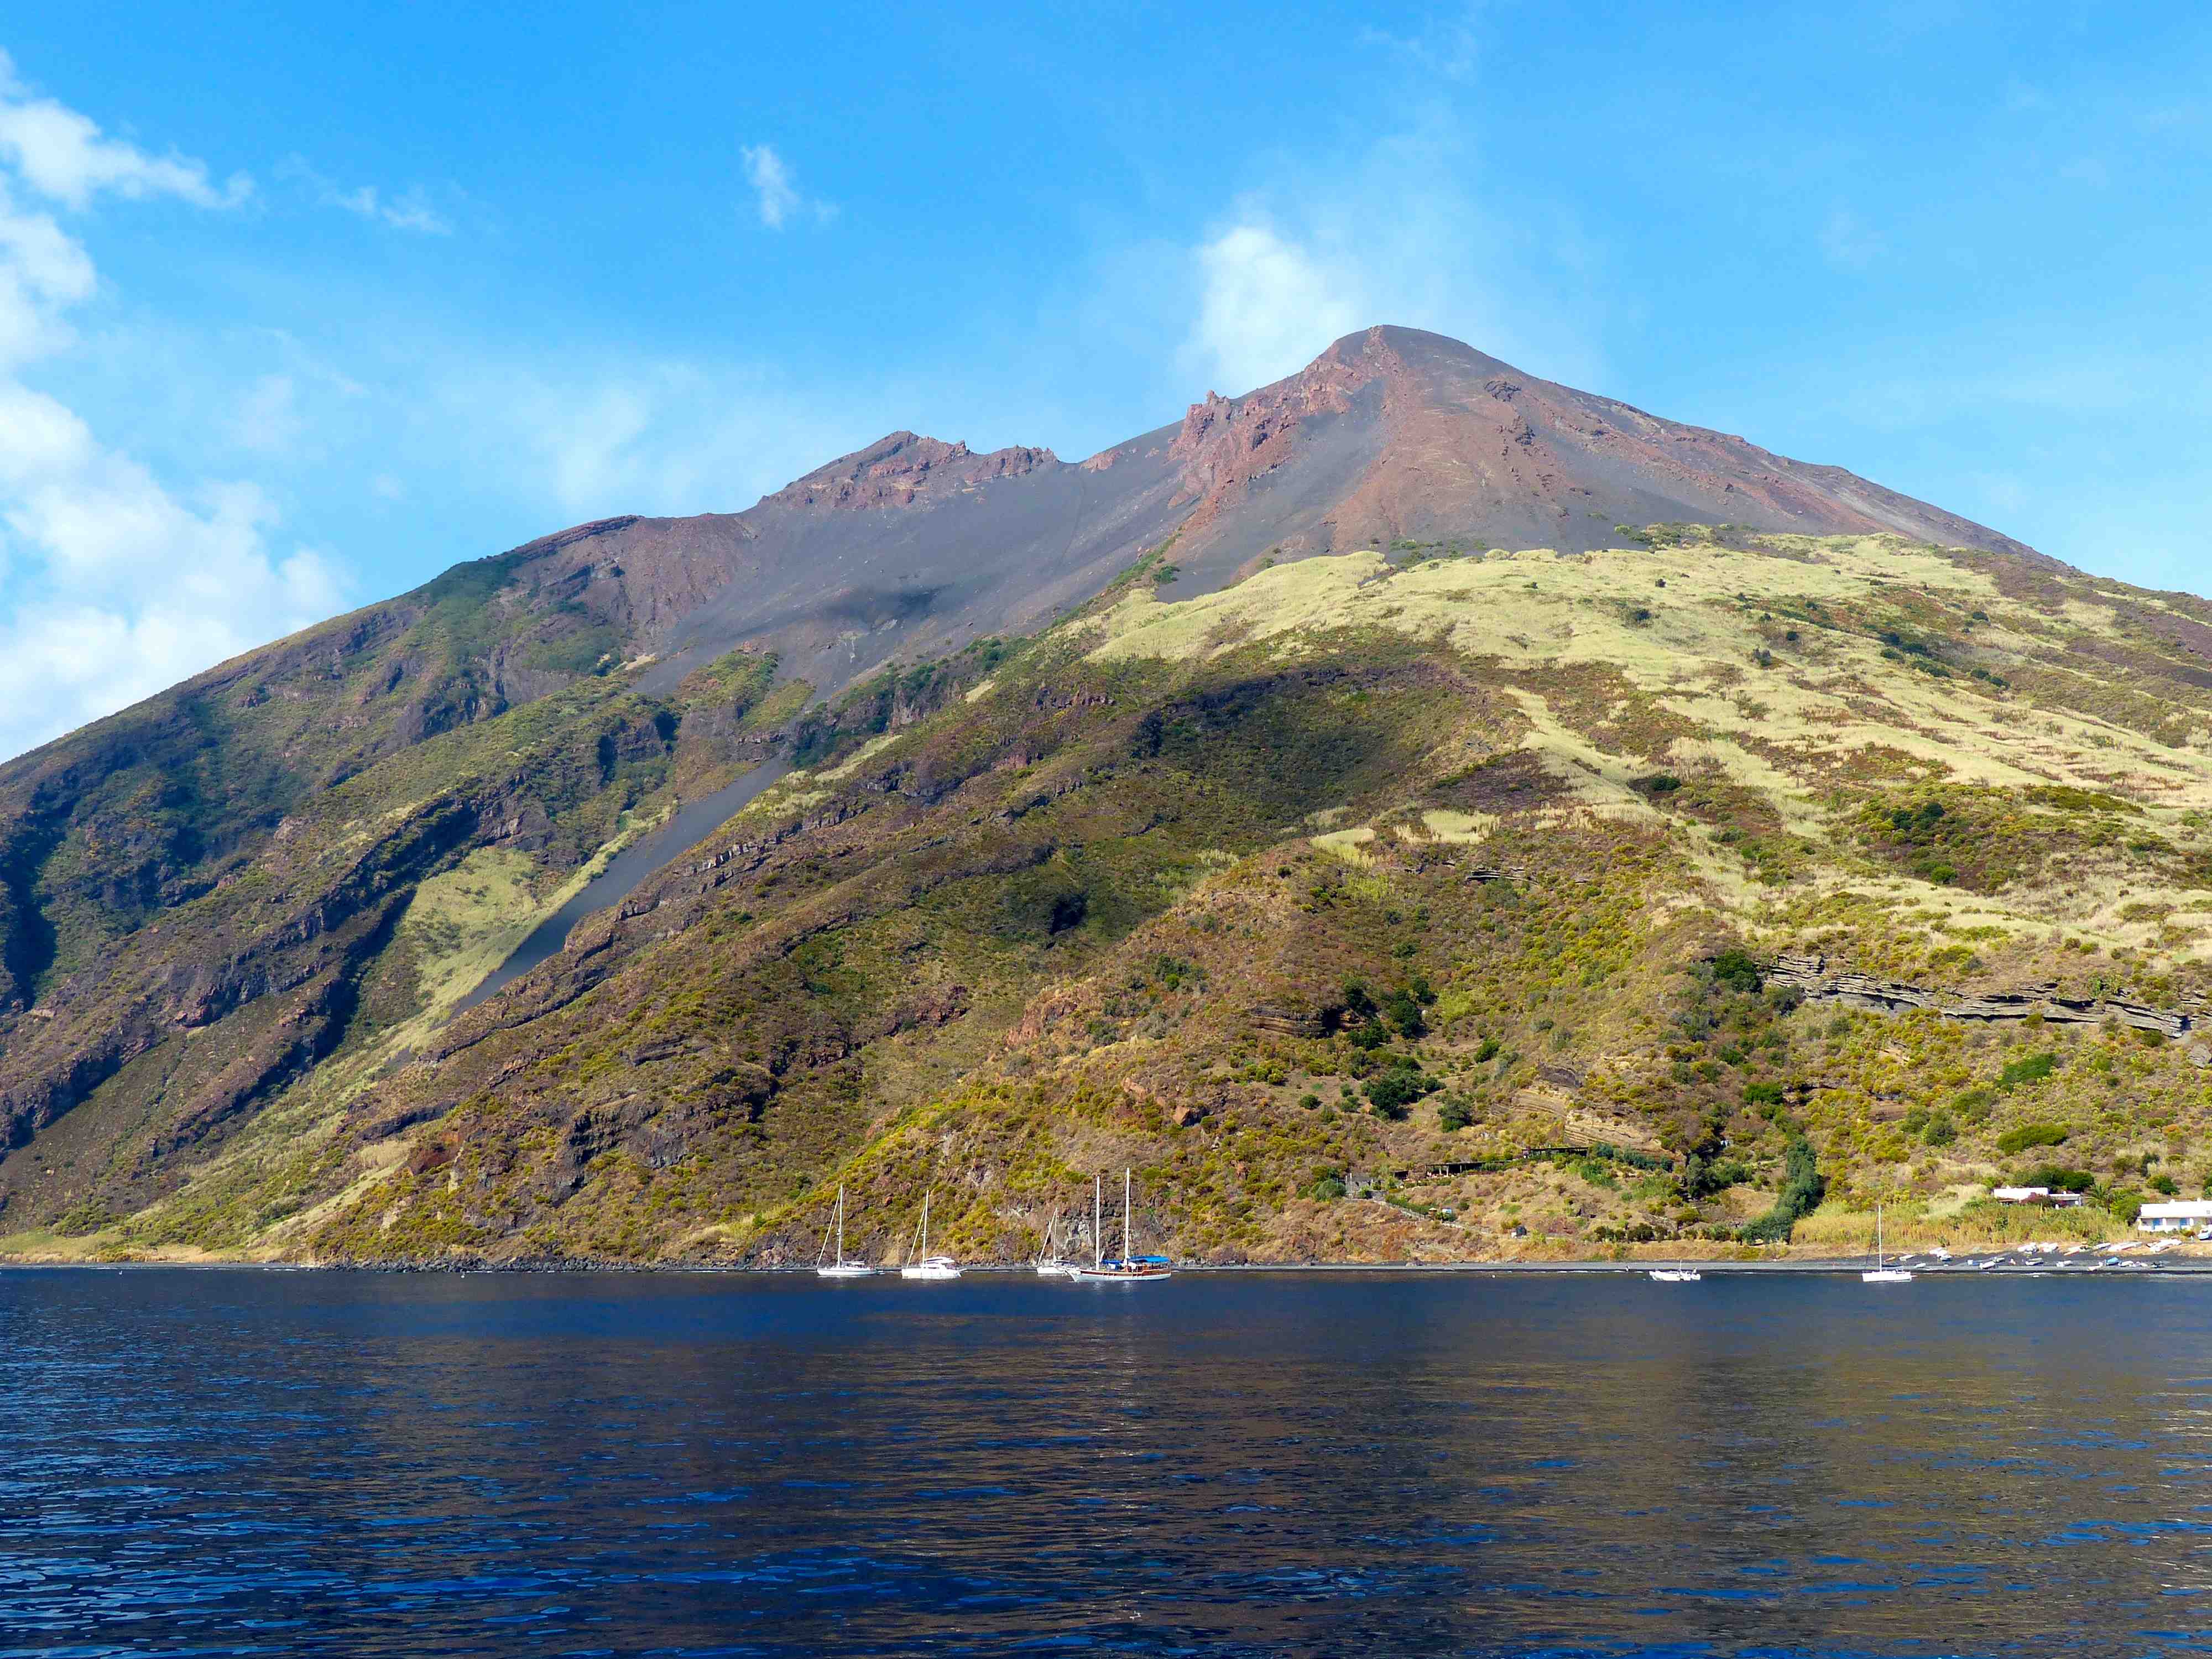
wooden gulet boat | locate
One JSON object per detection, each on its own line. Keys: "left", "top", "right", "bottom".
{"left": 1070, "top": 1169, "right": 1172, "bottom": 1283}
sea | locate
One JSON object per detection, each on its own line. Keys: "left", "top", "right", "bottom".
{"left": 2, "top": 1266, "right": 2208, "bottom": 1657}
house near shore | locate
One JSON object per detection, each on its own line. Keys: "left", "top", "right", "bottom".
{"left": 2136, "top": 1200, "right": 2212, "bottom": 1236}
{"left": 1991, "top": 1186, "right": 2085, "bottom": 1208}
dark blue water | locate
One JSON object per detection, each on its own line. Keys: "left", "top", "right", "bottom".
{"left": 3, "top": 1270, "right": 2210, "bottom": 1657}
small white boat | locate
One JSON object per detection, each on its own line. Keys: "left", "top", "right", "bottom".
{"left": 1033, "top": 1211, "right": 1074, "bottom": 1277}
{"left": 1862, "top": 1204, "right": 1913, "bottom": 1283}
{"left": 1648, "top": 1268, "right": 1702, "bottom": 1283}
{"left": 815, "top": 1184, "right": 874, "bottom": 1279}
{"left": 1070, "top": 1170, "right": 1173, "bottom": 1283}
{"left": 899, "top": 1190, "right": 963, "bottom": 1280}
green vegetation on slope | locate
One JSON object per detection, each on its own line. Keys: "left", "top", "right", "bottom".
{"left": 17, "top": 529, "right": 2212, "bottom": 1264}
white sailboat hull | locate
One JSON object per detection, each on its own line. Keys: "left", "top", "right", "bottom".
{"left": 816, "top": 1263, "right": 874, "bottom": 1279}
{"left": 1861, "top": 1269, "right": 1914, "bottom": 1283}
{"left": 901, "top": 1256, "right": 962, "bottom": 1281}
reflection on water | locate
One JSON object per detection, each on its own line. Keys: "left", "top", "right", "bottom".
{"left": 3, "top": 1269, "right": 2210, "bottom": 1656}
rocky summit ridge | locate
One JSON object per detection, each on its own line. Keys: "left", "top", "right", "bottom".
{"left": 12, "top": 326, "right": 2210, "bottom": 1269}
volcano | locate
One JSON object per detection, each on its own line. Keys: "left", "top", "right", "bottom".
{"left": 5, "top": 324, "right": 2139, "bottom": 1267}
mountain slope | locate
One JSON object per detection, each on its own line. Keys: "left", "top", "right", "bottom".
{"left": 75, "top": 525, "right": 2212, "bottom": 1267}
{"left": 6, "top": 325, "right": 2167, "bottom": 1264}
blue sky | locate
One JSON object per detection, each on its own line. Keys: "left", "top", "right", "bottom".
{"left": 0, "top": 1, "right": 2206, "bottom": 758}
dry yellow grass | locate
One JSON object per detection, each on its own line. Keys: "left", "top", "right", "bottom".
{"left": 1084, "top": 538, "right": 2212, "bottom": 956}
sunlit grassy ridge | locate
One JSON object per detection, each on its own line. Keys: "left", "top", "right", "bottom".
{"left": 19, "top": 531, "right": 2212, "bottom": 1264}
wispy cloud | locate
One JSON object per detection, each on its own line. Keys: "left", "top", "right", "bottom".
{"left": 440, "top": 356, "right": 862, "bottom": 523}
{"left": 1358, "top": 3, "right": 1484, "bottom": 84}
{"left": 276, "top": 155, "right": 451, "bottom": 233}
{"left": 740, "top": 143, "right": 834, "bottom": 230}
{"left": 0, "top": 58, "right": 342, "bottom": 761}
{"left": 1167, "top": 117, "right": 1605, "bottom": 398}
{"left": 0, "top": 49, "right": 249, "bottom": 211}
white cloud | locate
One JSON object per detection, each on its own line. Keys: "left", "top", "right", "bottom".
{"left": 0, "top": 180, "right": 93, "bottom": 367}
{"left": 1187, "top": 223, "right": 1363, "bottom": 395}
{"left": 1168, "top": 119, "right": 1605, "bottom": 398}
{"left": 0, "top": 59, "right": 343, "bottom": 761}
{"left": 275, "top": 155, "right": 451, "bottom": 233}
{"left": 0, "top": 413, "right": 347, "bottom": 756}
{"left": 0, "top": 50, "right": 248, "bottom": 211}
{"left": 740, "top": 143, "right": 834, "bottom": 230}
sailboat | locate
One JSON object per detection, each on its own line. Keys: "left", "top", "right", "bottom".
{"left": 899, "top": 1189, "right": 962, "bottom": 1280}
{"left": 815, "top": 1185, "right": 874, "bottom": 1279}
{"left": 1071, "top": 1169, "right": 1173, "bottom": 1282}
{"left": 1862, "top": 1203, "right": 1913, "bottom": 1283}
{"left": 1648, "top": 1267, "right": 1702, "bottom": 1283}
{"left": 1034, "top": 1209, "right": 1073, "bottom": 1277}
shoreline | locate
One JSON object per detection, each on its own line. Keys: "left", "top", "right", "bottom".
{"left": 6, "top": 1253, "right": 2210, "bottom": 1277}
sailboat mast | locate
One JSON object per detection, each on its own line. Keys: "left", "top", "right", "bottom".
{"left": 1124, "top": 1167, "right": 1132, "bottom": 1261}
{"left": 836, "top": 1185, "right": 845, "bottom": 1267}
{"left": 1094, "top": 1175, "right": 1102, "bottom": 1269}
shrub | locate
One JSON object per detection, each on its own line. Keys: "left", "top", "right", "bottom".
{"left": 1923, "top": 1114, "right": 1957, "bottom": 1146}
{"left": 1436, "top": 1095, "right": 1474, "bottom": 1133}
{"left": 2019, "top": 1165, "right": 2094, "bottom": 1193}
{"left": 2106, "top": 1189, "right": 2144, "bottom": 1227}
{"left": 2150, "top": 1173, "right": 2179, "bottom": 1196}
{"left": 1306, "top": 1175, "right": 1347, "bottom": 1201}
{"left": 1365, "top": 1061, "right": 1437, "bottom": 1119}
{"left": 1997, "top": 1052, "right": 2059, "bottom": 1091}
{"left": 1472, "top": 1036, "right": 1500, "bottom": 1063}
{"left": 1742, "top": 1081, "right": 1785, "bottom": 1107}
{"left": 53, "top": 1201, "right": 114, "bottom": 1237}
{"left": 1297, "top": 1093, "right": 1322, "bottom": 1110}
{"left": 1740, "top": 1134, "right": 1825, "bottom": 1242}
{"left": 1709, "top": 949, "right": 1763, "bottom": 995}
{"left": 1382, "top": 987, "right": 1427, "bottom": 1038}
{"left": 1996, "top": 1121, "right": 2069, "bottom": 1155}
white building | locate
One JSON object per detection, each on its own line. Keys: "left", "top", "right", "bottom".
{"left": 2137, "top": 1200, "right": 2212, "bottom": 1235}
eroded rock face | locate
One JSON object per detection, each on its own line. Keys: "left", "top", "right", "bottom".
{"left": 1768, "top": 952, "right": 2197, "bottom": 1037}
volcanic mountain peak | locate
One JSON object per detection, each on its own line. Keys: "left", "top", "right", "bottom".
{"left": 1147, "top": 324, "right": 2042, "bottom": 567}
{"left": 487, "top": 326, "right": 2043, "bottom": 716}
{"left": 763, "top": 431, "right": 1061, "bottom": 513}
